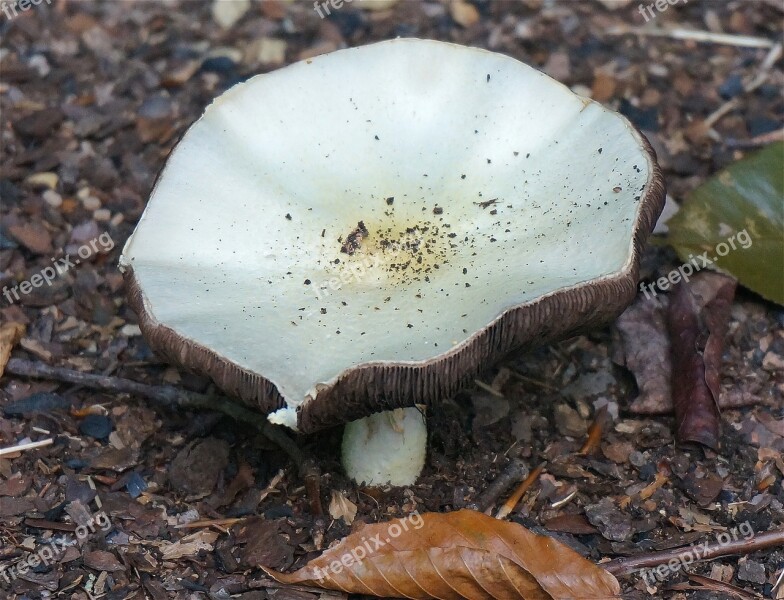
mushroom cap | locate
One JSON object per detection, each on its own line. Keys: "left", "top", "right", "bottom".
{"left": 120, "top": 39, "right": 665, "bottom": 433}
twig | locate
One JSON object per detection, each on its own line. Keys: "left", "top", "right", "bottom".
{"left": 0, "top": 438, "right": 53, "bottom": 457}
{"left": 6, "top": 358, "right": 303, "bottom": 466}
{"left": 259, "top": 469, "right": 286, "bottom": 504}
{"left": 3, "top": 359, "right": 324, "bottom": 507}
{"left": 773, "top": 566, "right": 784, "bottom": 595}
{"left": 474, "top": 379, "right": 504, "bottom": 398}
{"left": 175, "top": 517, "right": 249, "bottom": 530}
{"left": 495, "top": 461, "right": 545, "bottom": 519}
{"left": 704, "top": 99, "right": 741, "bottom": 129}
{"left": 302, "top": 458, "right": 324, "bottom": 517}
{"left": 578, "top": 405, "right": 608, "bottom": 456}
{"left": 605, "top": 26, "right": 775, "bottom": 48}
{"left": 468, "top": 458, "right": 528, "bottom": 513}
{"left": 603, "top": 528, "right": 784, "bottom": 576}
{"left": 704, "top": 43, "right": 783, "bottom": 130}
{"left": 507, "top": 369, "right": 556, "bottom": 392}
{"left": 726, "top": 129, "right": 784, "bottom": 148}
{"left": 672, "top": 573, "right": 761, "bottom": 600}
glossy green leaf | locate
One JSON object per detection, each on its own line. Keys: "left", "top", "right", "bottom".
{"left": 668, "top": 142, "right": 784, "bottom": 305}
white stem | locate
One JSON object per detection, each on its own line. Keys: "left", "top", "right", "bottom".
{"left": 342, "top": 407, "right": 427, "bottom": 486}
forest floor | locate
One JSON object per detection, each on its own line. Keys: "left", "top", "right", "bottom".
{"left": 0, "top": 1, "right": 782, "bottom": 599}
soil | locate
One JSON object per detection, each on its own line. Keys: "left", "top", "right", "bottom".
{"left": 1, "top": 1, "right": 782, "bottom": 599}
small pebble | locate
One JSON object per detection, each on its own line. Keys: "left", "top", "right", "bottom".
{"left": 629, "top": 450, "right": 646, "bottom": 467}
{"left": 737, "top": 558, "right": 766, "bottom": 585}
{"left": 718, "top": 74, "right": 744, "bottom": 99}
{"left": 82, "top": 196, "right": 101, "bottom": 210}
{"left": 93, "top": 208, "right": 111, "bottom": 222}
{"left": 553, "top": 403, "right": 587, "bottom": 438}
{"left": 125, "top": 472, "right": 148, "bottom": 499}
{"left": 79, "top": 414, "right": 113, "bottom": 440}
{"left": 256, "top": 38, "right": 287, "bottom": 65}
{"left": 121, "top": 324, "right": 142, "bottom": 337}
{"left": 43, "top": 189, "right": 62, "bottom": 208}
{"left": 25, "top": 172, "right": 58, "bottom": 190}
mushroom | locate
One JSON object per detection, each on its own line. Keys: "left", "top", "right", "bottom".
{"left": 120, "top": 39, "right": 664, "bottom": 486}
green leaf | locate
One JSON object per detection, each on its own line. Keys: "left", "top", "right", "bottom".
{"left": 668, "top": 142, "right": 784, "bottom": 306}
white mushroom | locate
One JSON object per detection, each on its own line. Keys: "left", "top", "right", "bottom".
{"left": 120, "top": 39, "right": 664, "bottom": 486}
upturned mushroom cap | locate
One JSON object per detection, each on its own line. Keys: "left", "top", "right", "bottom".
{"left": 120, "top": 39, "right": 665, "bottom": 433}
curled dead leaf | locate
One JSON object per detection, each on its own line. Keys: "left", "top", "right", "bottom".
{"left": 0, "top": 322, "right": 25, "bottom": 378}
{"left": 264, "top": 509, "right": 620, "bottom": 599}
{"left": 329, "top": 490, "right": 358, "bottom": 525}
{"left": 668, "top": 273, "right": 736, "bottom": 449}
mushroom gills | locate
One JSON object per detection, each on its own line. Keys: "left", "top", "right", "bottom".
{"left": 341, "top": 407, "right": 427, "bottom": 486}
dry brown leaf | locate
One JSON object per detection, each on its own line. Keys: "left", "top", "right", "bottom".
{"left": 156, "top": 530, "right": 219, "bottom": 560}
{"left": 329, "top": 490, "right": 357, "bottom": 525}
{"left": 0, "top": 322, "right": 25, "bottom": 378}
{"left": 668, "top": 273, "right": 736, "bottom": 449}
{"left": 264, "top": 509, "right": 620, "bottom": 599}
{"left": 613, "top": 297, "right": 672, "bottom": 414}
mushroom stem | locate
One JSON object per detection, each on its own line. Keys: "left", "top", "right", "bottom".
{"left": 341, "top": 407, "right": 427, "bottom": 486}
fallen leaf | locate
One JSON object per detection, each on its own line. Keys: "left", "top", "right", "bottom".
{"left": 84, "top": 550, "right": 125, "bottom": 572}
{"left": 758, "top": 411, "right": 784, "bottom": 437}
{"left": 0, "top": 474, "right": 32, "bottom": 497}
{"left": 0, "top": 322, "right": 25, "bottom": 378}
{"left": 668, "top": 273, "right": 736, "bottom": 449}
{"left": 168, "top": 437, "right": 230, "bottom": 499}
{"left": 236, "top": 518, "right": 294, "bottom": 571}
{"left": 156, "top": 530, "right": 219, "bottom": 560}
{"left": 667, "top": 141, "right": 784, "bottom": 305}
{"left": 264, "top": 509, "right": 621, "bottom": 599}
{"left": 0, "top": 496, "right": 34, "bottom": 518}
{"left": 613, "top": 297, "right": 672, "bottom": 413}
{"left": 7, "top": 221, "right": 53, "bottom": 254}
{"left": 543, "top": 514, "right": 599, "bottom": 535}
{"left": 585, "top": 498, "right": 633, "bottom": 543}
{"left": 329, "top": 490, "right": 357, "bottom": 525}
{"left": 472, "top": 391, "right": 510, "bottom": 428}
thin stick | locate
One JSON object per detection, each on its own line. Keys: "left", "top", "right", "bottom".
{"left": 603, "top": 528, "right": 784, "bottom": 576}
{"left": 495, "top": 462, "right": 545, "bottom": 519}
{"left": 3, "top": 358, "right": 326, "bottom": 513}
{"left": 605, "top": 26, "right": 775, "bottom": 48}
{"left": 259, "top": 469, "right": 286, "bottom": 504}
{"left": 468, "top": 458, "right": 528, "bottom": 513}
{"left": 474, "top": 379, "right": 504, "bottom": 398}
{"left": 5, "top": 358, "right": 304, "bottom": 467}
{"left": 0, "top": 438, "right": 53, "bottom": 457}
{"left": 773, "top": 565, "right": 784, "bottom": 594}
{"left": 302, "top": 458, "right": 324, "bottom": 517}
{"left": 507, "top": 370, "right": 556, "bottom": 392}
{"left": 704, "top": 43, "right": 782, "bottom": 130}
{"left": 175, "top": 517, "right": 248, "bottom": 530}
{"left": 726, "top": 129, "right": 784, "bottom": 148}
{"left": 676, "top": 573, "right": 760, "bottom": 600}
{"left": 578, "top": 405, "right": 608, "bottom": 456}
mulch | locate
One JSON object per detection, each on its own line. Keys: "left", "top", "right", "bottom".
{"left": 0, "top": 1, "right": 782, "bottom": 599}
